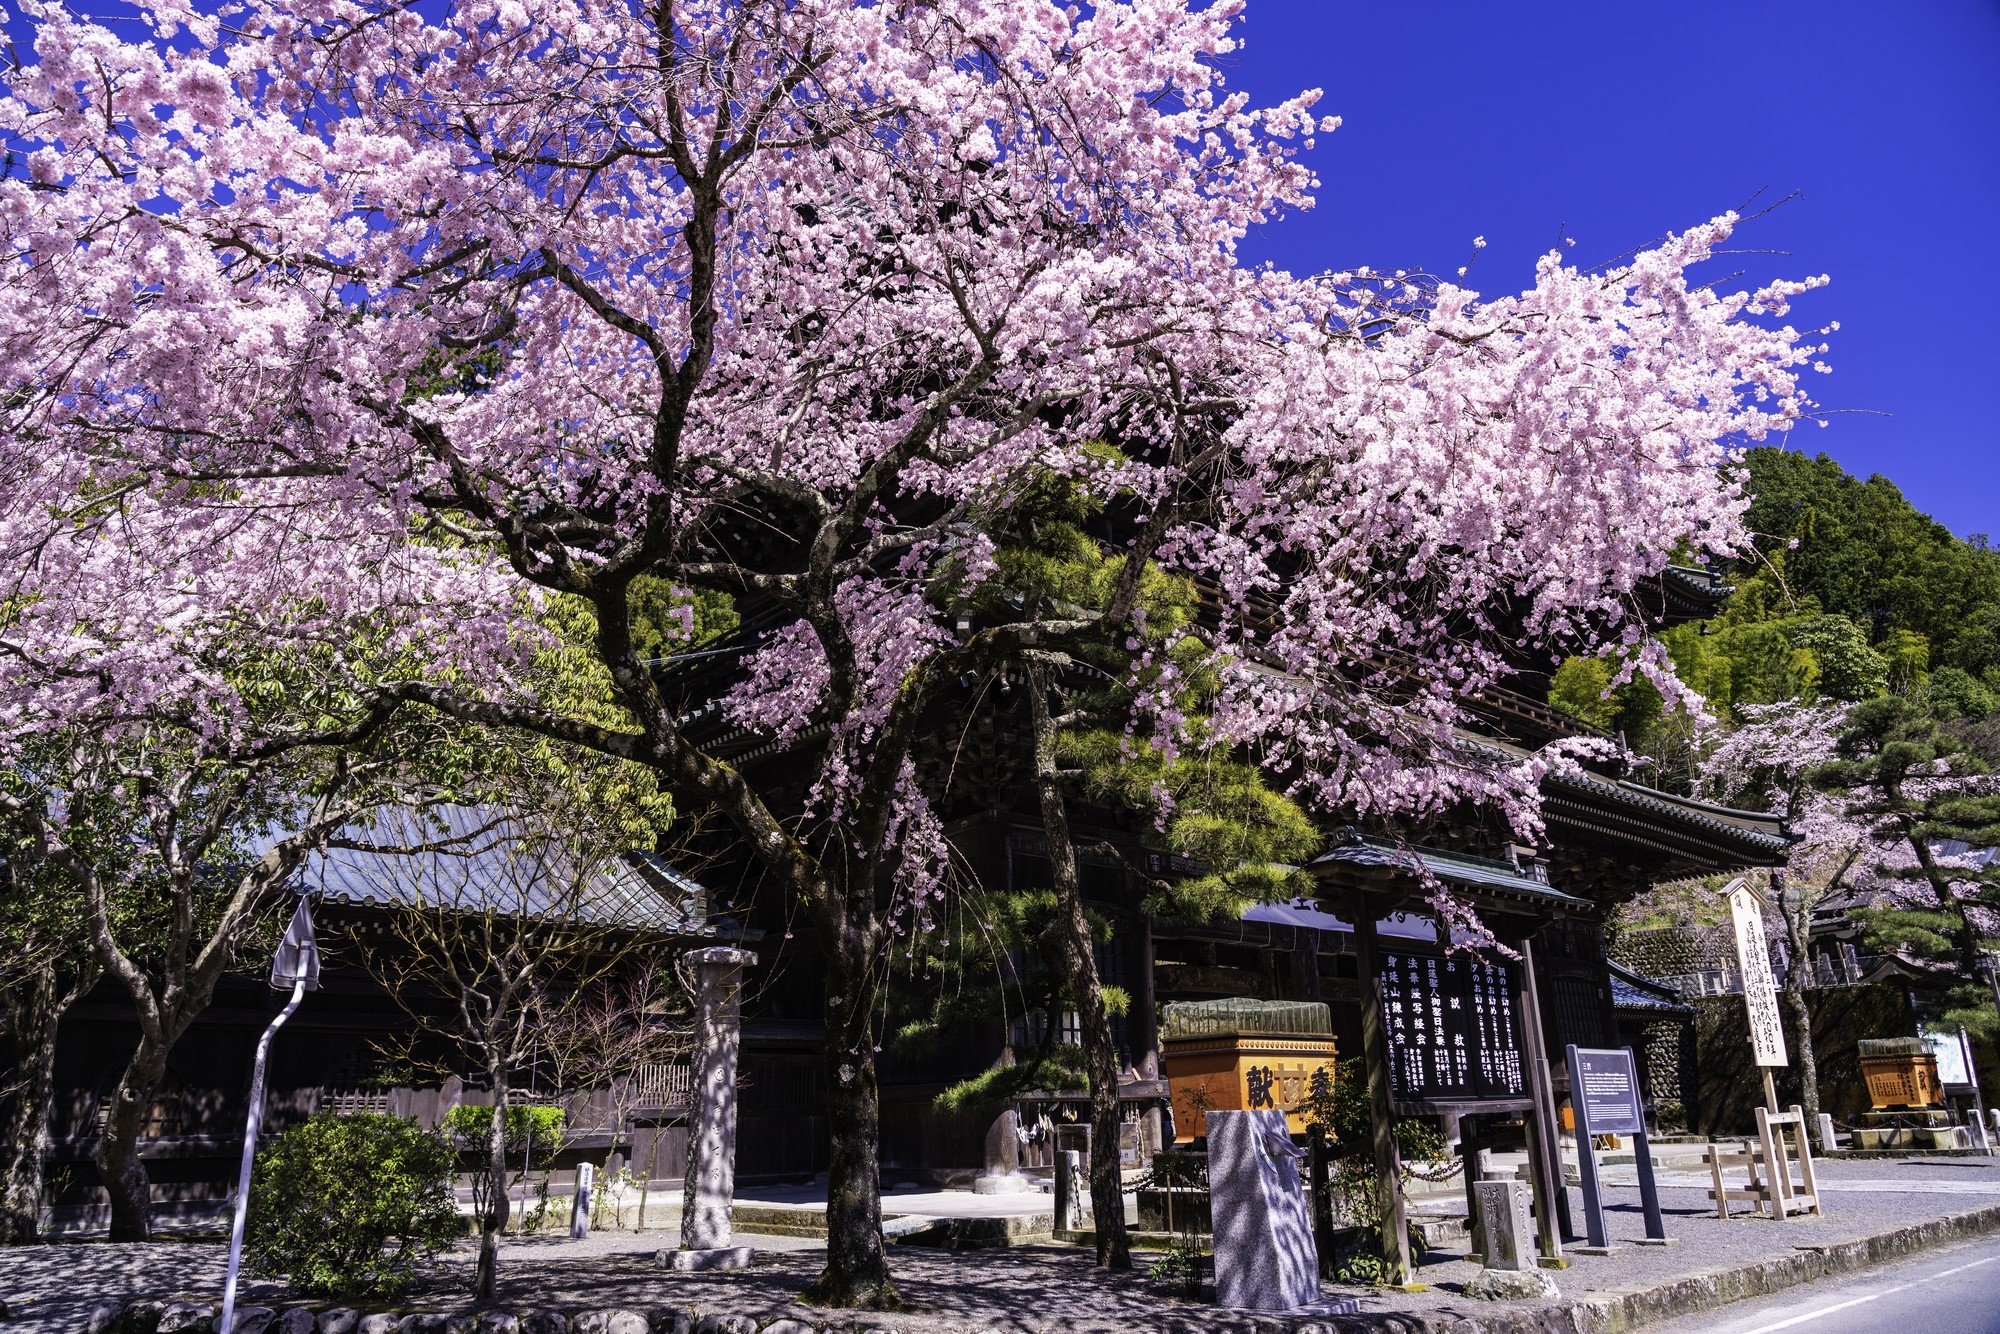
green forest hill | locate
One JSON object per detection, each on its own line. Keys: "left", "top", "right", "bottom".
{"left": 1552, "top": 447, "right": 2000, "bottom": 788}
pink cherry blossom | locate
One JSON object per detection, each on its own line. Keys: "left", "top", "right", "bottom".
{"left": 0, "top": 0, "right": 1829, "bottom": 1299}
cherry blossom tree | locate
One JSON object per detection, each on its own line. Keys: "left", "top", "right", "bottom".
{"left": 0, "top": 0, "right": 1829, "bottom": 1302}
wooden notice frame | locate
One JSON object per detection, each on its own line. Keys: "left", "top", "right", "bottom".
{"left": 1314, "top": 864, "right": 1581, "bottom": 1270}
{"left": 1703, "top": 1104, "right": 1824, "bottom": 1221}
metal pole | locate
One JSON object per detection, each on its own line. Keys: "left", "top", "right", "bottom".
{"left": 1960, "top": 1026, "right": 1991, "bottom": 1156}
{"left": 220, "top": 978, "right": 307, "bottom": 1333}
{"left": 1564, "top": 1044, "right": 1610, "bottom": 1250}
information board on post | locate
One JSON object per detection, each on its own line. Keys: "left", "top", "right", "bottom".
{"left": 1565, "top": 1044, "right": 1668, "bottom": 1247}
{"left": 1573, "top": 1048, "right": 1645, "bottom": 1136}
{"left": 1730, "top": 883, "right": 1789, "bottom": 1068}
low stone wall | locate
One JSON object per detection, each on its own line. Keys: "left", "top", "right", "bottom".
{"left": 93, "top": 1302, "right": 822, "bottom": 1334}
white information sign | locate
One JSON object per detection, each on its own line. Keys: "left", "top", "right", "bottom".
{"left": 1924, "top": 1026, "right": 1973, "bottom": 1087}
{"left": 1730, "top": 884, "right": 1789, "bottom": 1067}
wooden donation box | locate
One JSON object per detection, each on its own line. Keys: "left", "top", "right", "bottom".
{"left": 1161, "top": 999, "right": 1337, "bottom": 1141}
{"left": 1859, "top": 1037, "right": 1944, "bottom": 1110}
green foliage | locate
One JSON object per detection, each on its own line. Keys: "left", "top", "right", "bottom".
{"left": 1547, "top": 656, "right": 1663, "bottom": 738}
{"left": 935, "top": 1042, "right": 1089, "bottom": 1113}
{"left": 626, "top": 578, "right": 739, "bottom": 663}
{"left": 1810, "top": 696, "right": 2000, "bottom": 1004}
{"left": 1147, "top": 1239, "right": 1209, "bottom": 1297}
{"left": 1296, "top": 1058, "right": 1452, "bottom": 1277}
{"left": 1737, "top": 448, "right": 2000, "bottom": 676}
{"left": 442, "top": 1102, "right": 568, "bottom": 1157}
{"left": 921, "top": 883, "right": 1102, "bottom": 1114}
{"left": 245, "top": 1113, "right": 459, "bottom": 1297}
{"left": 1925, "top": 667, "right": 1994, "bottom": 722}
{"left": 1618, "top": 452, "right": 2000, "bottom": 738}
{"left": 911, "top": 459, "right": 1325, "bottom": 1112}
{"left": 1061, "top": 727, "right": 1322, "bottom": 922}
{"left": 974, "top": 475, "right": 1320, "bottom": 922}
{"left": 1786, "top": 614, "right": 1893, "bottom": 701}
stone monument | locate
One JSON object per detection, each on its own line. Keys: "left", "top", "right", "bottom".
{"left": 1465, "top": 1179, "right": 1559, "bottom": 1300}
{"left": 1207, "top": 1109, "right": 1321, "bottom": 1311}
{"left": 570, "top": 1160, "right": 595, "bottom": 1239}
{"left": 1052, "top": 1148, "right": 1087, "bottom": 1232}
{"left": 659, "top": 946, "right": 758, "bottom": 1272}
{"left": 974, "top": 1107, "right": 1030, "bottom": 1193}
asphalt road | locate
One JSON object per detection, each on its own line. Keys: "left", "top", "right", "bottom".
{"left": 1646, "top": 1230, "right": 2000, "bottom": 1334}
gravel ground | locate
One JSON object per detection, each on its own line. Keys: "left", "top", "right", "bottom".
{"left": 6, "top": 1156, "right": 1999, "bottom": 1334}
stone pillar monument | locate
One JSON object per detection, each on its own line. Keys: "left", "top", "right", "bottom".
{"left": 1465, "top": 1180, "right": 1559, "bottom": 1300}
{"left": 659, "top": 946, "right": 757, "bottom": 1272}
{"left": 1208, "top": 1109, "right": 1330, "bottom": 1312}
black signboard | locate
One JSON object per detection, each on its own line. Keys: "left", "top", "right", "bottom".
{"left": 1564, "top": 1043, "right": 1667, "bottom": 1247}
{"left": 1380, "top": 950, "right": 1525, "bottom": 1102}
{"left": 1571, "top": 1047, "right": 1645, "bottom": 1136}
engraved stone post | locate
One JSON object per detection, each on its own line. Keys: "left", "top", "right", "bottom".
{"left": 658, "top": 946, "right": 757, "bottom": 1272}
{"left": 1465, "top": 1179, "right": 1559, "bottom": 1300}
{"left": 570, "top": 1160, "right": 594, "bottom": 1239}
{"left": 1053, "top": 1148, "right": 1082, "bottom": 1232}
{"left": 1474, "top": 1180, "right": 1533, "bottom": 1270}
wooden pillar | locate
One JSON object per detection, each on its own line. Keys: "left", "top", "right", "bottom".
{"left": 1353, "top": 905, "right": 1412, "bottom": 1285}
{"left": 1132, "top": 914, "right": 1159, "bottom": 1077}
{"left": 1133, "top": 915, "right": 1164, "bottom": 1156}
{"left": 1296, "top": 927, "right": 1324, "bottom": 1003}
{"left": 1514, "top": 931, "right": 1573, "bottom": 1252}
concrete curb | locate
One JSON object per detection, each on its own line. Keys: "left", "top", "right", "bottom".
{"left": 1295, "top": 1201, "right": 2000, "bottom": 1334}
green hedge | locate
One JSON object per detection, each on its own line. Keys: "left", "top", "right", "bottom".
{"left": 246, "top": 1112, "right": 460, "bottom": 1297}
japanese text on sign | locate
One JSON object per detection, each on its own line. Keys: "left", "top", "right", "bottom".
{"left": 1729, "top": 885, "right": 1788, "bottom": 1068}
{"left": 1381, "top": 950, "right": 1524, "bottom": 1100}
{"left": 1569, "top": 1047, "right": 1645, "bottom": 1135}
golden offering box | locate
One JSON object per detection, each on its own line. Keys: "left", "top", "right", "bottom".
{"left": 1858, "top": 1037, "right": 1943, "bottom": 1110}
{"left": 1160, "top": 998, "right": 1337, "bottom": 1140}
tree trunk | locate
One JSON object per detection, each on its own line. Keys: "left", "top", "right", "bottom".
{"left": 476, "top": 1079, "right": 510, "bottom": 1303}
{"left": 804, "top": 937, "right": 896, "bottom": 1309}
{"left": 1904, "top": 823, "right": 1983, "bottom": 979}
{"left": 94, "top": 1030, "right": 171, "bottom": 1242}
{"left": 1, "top": 965, "right": 71, "bottom": 1244}
{"left": 1779, "top": 884, "right": 1821, "bottom": 1122}
{"left": 1026, "top": 659, "right": 1132, "bottom": 1269}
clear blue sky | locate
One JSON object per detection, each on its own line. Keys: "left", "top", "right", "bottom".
{"left": 1223, "top": 0, "right": 2000, "bottom": 539}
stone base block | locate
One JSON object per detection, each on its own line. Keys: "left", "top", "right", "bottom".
{"left": 657, "top": 1246, "right": 754, "bottom": 1272}
{"left": 1852, "top": 1124, "right": 1973, "bottom": 1151}
{"left": 1465, "top": 1267, "right": 1562, "bottom": 1301}
{"left": 895, "top": 1213, "right": 1055, "bottom": 1249}
{"left": 972, "top": 1174, "right": 1033, "bottom": 1194}
{"left": 1858, "top": 1108, "right": 1955, "bottom": 1128}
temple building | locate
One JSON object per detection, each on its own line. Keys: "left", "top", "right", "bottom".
{"left": 17, "top": 568, "right": 1791, "bottom": 1238}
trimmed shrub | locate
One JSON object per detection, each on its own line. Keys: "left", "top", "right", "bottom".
{"left": 246, "top": 1111, "right": 460, "bottom": 1296}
